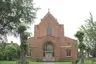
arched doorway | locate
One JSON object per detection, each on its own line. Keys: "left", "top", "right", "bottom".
{"left": 43, "top": 42, "right": 54, "bottom": 61}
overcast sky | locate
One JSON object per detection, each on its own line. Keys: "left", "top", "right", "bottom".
{"left": 8, "top": 0, "right": 96, "bottom": 44}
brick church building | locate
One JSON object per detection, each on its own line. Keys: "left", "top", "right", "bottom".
{"left": 27, "top": 11, "right": 77, "bottom": 61}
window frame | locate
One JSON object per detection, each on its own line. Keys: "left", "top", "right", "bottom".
{"left": 66, "top": 49, "right": 71, "bottom": 57}
{"left": 46, "top": 25, "right": 52, "bottom": 36}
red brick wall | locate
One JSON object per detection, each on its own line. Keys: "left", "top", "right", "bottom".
{"left": 27, "top": 12, "right": 77, "bottom": 61}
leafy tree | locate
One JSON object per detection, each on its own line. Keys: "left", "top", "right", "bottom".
{"left": 0, "top": 43, "right": 20, "bottom": 60}
{"left": 0, "top": 0, "right": 38, "bottom": 63}
{"left": 0, "top": 0, "right": 38, "bottom": 42}
{"left": 14, "top": 44, "right": 20, "bottom": 59}
{"left": 85, "top": 46, "right": 91, "bottom": 58}
{"left": 75, "top": 31, "right": 85, "bottom": 64}
{"left": 0, "top": 43, "right": 7, "bottom": 60}
{"left": 80, "top": 13, "right": 96, "bottom": 57}
{"left": 4, "top": 45, "right": 19, "bottom": 60}
{"left": 17, "top": 24, "right": 30, "bottom": 64}
{"left": 0, "top": 45, "right": 4, "bottom": 60}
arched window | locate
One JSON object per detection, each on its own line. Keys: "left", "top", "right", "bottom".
{"left": 43, "top": 42, "right": 54, "bottom": 57}
{"left": 66, "top": 49, "right": 71, "bottom": 56}
{"left": 44, "top": 42, "right": 54, "bottom": 51}
{"left": 46, "top": 25, "right": 52, "bottom": 36}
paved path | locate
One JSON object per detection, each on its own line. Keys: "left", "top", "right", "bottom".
{"left": 44, "top": 62, "right": 54, "bottom": 64}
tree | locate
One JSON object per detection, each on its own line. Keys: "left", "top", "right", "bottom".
{"left": 0, "top": 0, "right": 38, "bottom": 63}
{"left": 80, "top": 13, "right": 96, "bottom": 57}
{"left": 14, "top": 44, "right": 20, "bottom": 59}
{"left": 4, "top": 45, "right": 19, "bottom": 60}
{"left": 17, "top": 24, "right": 30, "bottom": 64}
{"left": 85, "top": 46, "right": 91, "bottom": 58}
{"left": 0, "top": 45, "right": 4, "bottom": 60}
{"left": 75, "top": 31, "right": 85, "bottom": 64}
{"left": 0, "top": 43, "right": 20, "bottom": 60}
{"left": 0, "top": 0, "right": 38, "bottom": 42}
{"left": 0, "top": 43, "right": 7, "bottom": 60}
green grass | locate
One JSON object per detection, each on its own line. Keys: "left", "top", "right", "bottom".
{"left": 0, "top": 61, "right": 42, "bottom": 64}
{"left": 55, "top": 62, "right": 72, "bottom": 64}
{"left": 83, "top": 59, "right": 96, "bottom": 64}
{"left": 29, "top": 61, "right": 42, "bottom": 64}
{"left": 55, "top": 59, "right": 96, "bottom": 64}
{"left": 0, "top": 61, "right": 16, "bottom": 64}
{"left": 0, "top": 60, "right": 96, "bottom": 64}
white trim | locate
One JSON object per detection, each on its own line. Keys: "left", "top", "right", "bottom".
{"left": 66, "top": 56, "right": 71, "bottom": 57}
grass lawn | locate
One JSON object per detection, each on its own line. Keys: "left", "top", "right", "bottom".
{"left": 0, "top": 61, "right": 16, "bottom": 64}
{"left": 55, "top": 62, "right": 72, "bottom": 64}
{"left": 29, "top": 61, "right": 42, "bottom": 64}
{"left": 55, "top": 59, "right": 96, "bottom": 64}
{"left": 83, "top": 59, "right": 96, "bottom": 64}
{"left": 0, "top": 61, "right": 42, "bottom": 64}
{"left": 0, "top": 60, "right": 96, "bottom": 64}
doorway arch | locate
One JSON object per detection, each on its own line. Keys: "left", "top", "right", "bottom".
{"left": 43, "top": 42, "right": 54, "bottom": 61}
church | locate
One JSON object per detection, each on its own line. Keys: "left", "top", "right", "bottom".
{"left": 26, "top": 11, "right": 77, "bottom": 61}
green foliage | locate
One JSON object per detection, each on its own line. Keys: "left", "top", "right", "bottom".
{"left": 0, "top": 46, "right": 4, "bottom": 60}
{"left": 90, "top": 47, "right": 96, "bottom": 57}
{"left": 78, "top": 42, "right": 86, "bottom": 50}
{"left": 18, "top": 25, "right": 27, "bottom": 34}
{"left": 75, "top": 31, "right": 85, "bottom": 50}
{"left": 0, "top": 44, "right": 20, "bottom": 60}
{"left": 0, "top": 0, "right": 38, "bottom": 63}
{"left": 80, "top": 13, "right": 96, "bottom": 57}
{"left": 0, "top": 0, "right": 38, "bottom": 42}
{"left": 4, "top": 45, "right": 18, "bottom": 60}
{"left": 23, "top": 32, "right": 31, "bottom": 40}
{"left": 20, "top": 42, "right": 29, "bottom": 53}
{"left": 0, "top": 61, "right": 42, "bottom": 64}
{"left": 75, "top": 31, "right": 84, "bottom": 43}
{"left": 18, "top": 25, "right": 30, "bottom": 52}
{"left": 18, "top": 24, "right": 31, "bottom": 64}
{"left": 75, "top": 31, "right": 85, "bottom": 64}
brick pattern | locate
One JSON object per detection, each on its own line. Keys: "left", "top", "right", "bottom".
{"left": 27, "top": 12, "right": 77, "bottom": 61}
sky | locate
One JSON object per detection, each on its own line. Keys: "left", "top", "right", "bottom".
{"left": 8, "top": 0, "right": 96, "bottom": 45}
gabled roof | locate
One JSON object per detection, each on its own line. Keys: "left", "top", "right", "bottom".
{"left": 39, "top": 11, "right": 59, "bottom": 24}
{"left": 64, "top": 36, "right": 77, "bottom": 41}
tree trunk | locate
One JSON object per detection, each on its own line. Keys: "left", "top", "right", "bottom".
{"left": 20, "top": 33, "right": 26, "bottom": 64}
{"left": 88, "top": 51, "right": 89, "bottom": 59}
{"left": 80, "top": 49, "right": 84, "bottom": 64}
{"left": 20, "top": 46, "right": 26, "bottom": 64}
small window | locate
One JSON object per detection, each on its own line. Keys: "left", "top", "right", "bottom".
{"left": 46, "top": 25, "right": 52, "bottom": 36}
{"left": 66, "top": 49, "right": 71, "bottom": 56}
{"left": 43, "top": 52, "right": 45, "bottom": 57}
{"left": 52, "top": 52, "right": 54, "bottom": 56}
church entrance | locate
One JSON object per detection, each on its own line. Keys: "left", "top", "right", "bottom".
{"left": 45, "top": 52, "right": 52, "bottom": 61}
{"left": 43, "top": 42, "right": 54, "bottom": 61}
